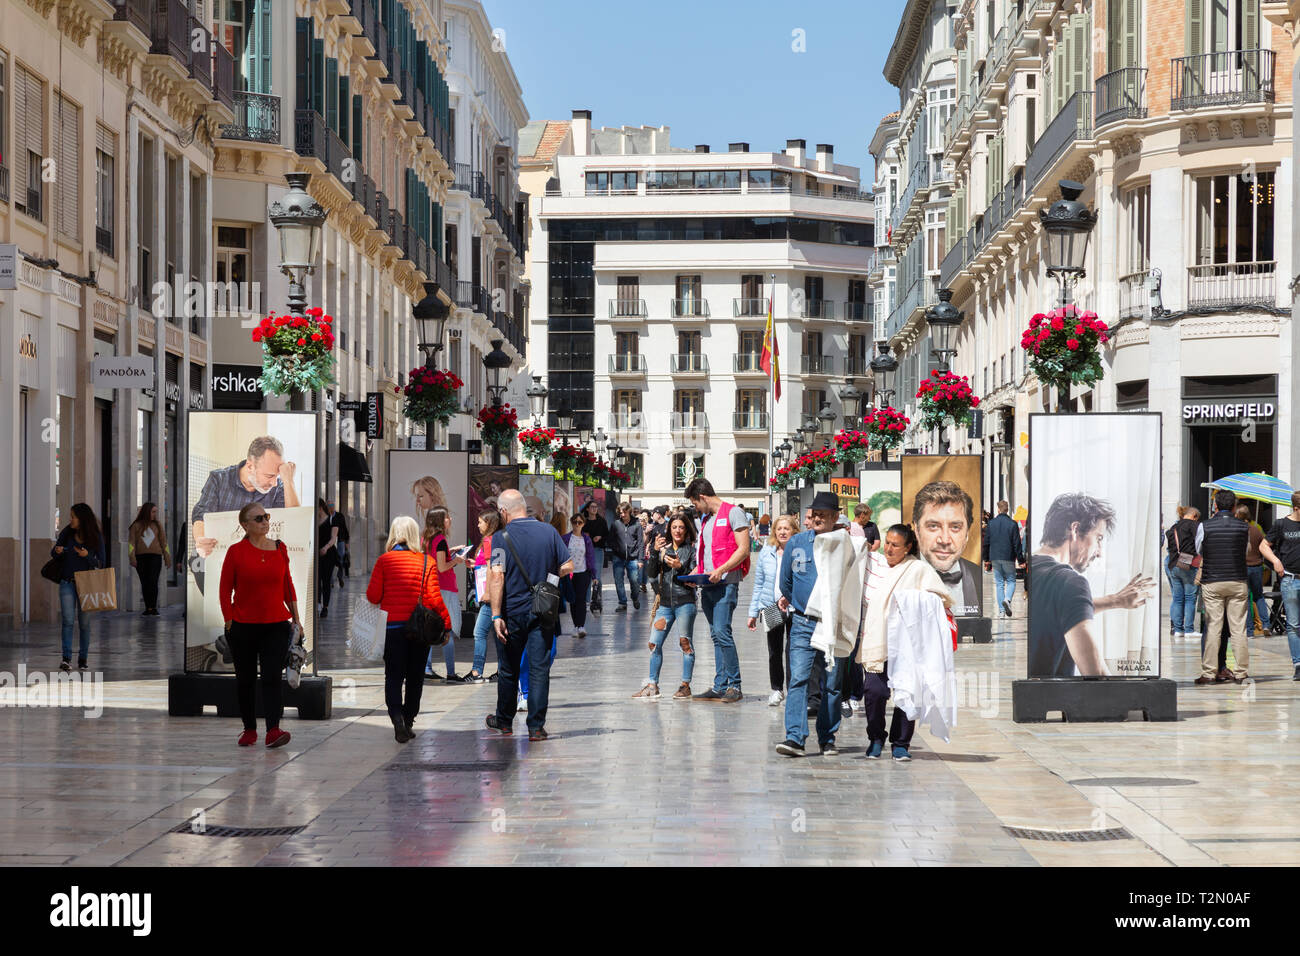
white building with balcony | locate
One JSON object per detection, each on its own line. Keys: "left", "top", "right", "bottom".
{"left": 526, "top": 111, "right": 876, "bottom": 508}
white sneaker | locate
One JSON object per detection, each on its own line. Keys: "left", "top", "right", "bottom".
{"left": 1173, "top": 631, "right": 1184, "bottom": 639}
{"left": 576, "top": 628, "right": 586, "bottom": 639}
{"left": 767, "top": 690, "right": 784, "bottom": 707}
{"left": 517, "top": 695, "right": 527, "bottom": 711}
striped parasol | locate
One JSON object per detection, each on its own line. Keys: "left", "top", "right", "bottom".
{"left": 1200, "top": 472, "right": 1295, "bottom": 507}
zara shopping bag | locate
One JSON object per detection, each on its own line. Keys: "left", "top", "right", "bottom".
{"left": 74, "top": 568, "right": 117, "bottom": 613}
{"left": 348, "top": 601, "right": 389, "bottom": 661}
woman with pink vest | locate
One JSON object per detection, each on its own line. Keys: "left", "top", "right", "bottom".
{"left": 684, "top": 478, "right": 752, "bottom": 702}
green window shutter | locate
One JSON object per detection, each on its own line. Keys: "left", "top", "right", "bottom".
{"left": 311, "top": 39, "right": 324, "bottom": 115}
{"left": 1069, "top": 14, "right": 1090, "bottom": 102}
{"left": 246, "top": 0, "right": 273, "bottom": 93}
{"left": 339, "top": 75, "right": 349, "bottom": 146}
{"left": 1186, "top": 0, "right": 1203, "bottom": 56}
{"left": 352, "top": 94, "right": 363, "bottom": 158}
{"left": 1124, "top": 0, "right": 1141, "bottom": 69}
{"left": 1244, "top": 0, "right": 1259, "bottom": 52}
{"left": 294, "top": 18, "right": 310, "bottom": 111}
{"left": 325, "top": 58, "right": 338, "bottom": 132}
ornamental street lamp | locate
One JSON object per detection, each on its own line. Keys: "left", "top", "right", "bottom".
{"left": 798, "top": 417, "right": 817, "bottom": 452}
{"left": 483, "top": 339, "right": 511, "bottom": 406}
{"left": 556, "top": 405, "right": 575, "bottom": 440}
{"left": 817, "top": 402, "right": 836, "bottom": 444}
{"left": 839, "top": 379, "right": 862, "bottom": 430}
{"left": 778, "top": 438, "right": 793, "bottom": 463}
{"left": 1040, "top": 179, "right": 1097, "bottom": 308}
{"left": 870, "top": 341, "right": 898, "bottom": 408}
{"left": 925, "top": 289, "right": 963, "bottom": 374}
{"left": 268, "top": 172, "right": 325, "bottom": 318}
{"left": 526, "top": 375, "right": 548, "bottom": 425}
{"left": 578, "top": 423, "right": 593, "bottom": 447}
{"left": 412, "top": 281, "right": 451, "bottom": 370}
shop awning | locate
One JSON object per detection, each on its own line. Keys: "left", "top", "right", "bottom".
{"left": 339, "top": 442, "right": 373, "bottom": 483}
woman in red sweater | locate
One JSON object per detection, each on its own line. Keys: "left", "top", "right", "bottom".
{"left": 219, "top": 502, "right": 302, "bottom": 749}
{"left": 367, "top": 516, "right": 452, "bottom": 742}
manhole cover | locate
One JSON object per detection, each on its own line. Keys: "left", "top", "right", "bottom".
{"left": 1003, "top": 825, "right": 1133, "bottom": 842}
{"left": 387, "top": 761, "right": 511, "bottom": 772}
{"left": 170, "top": 822, "right": 307, "bottom": 838}
{"left": 1068, "top": 777, "right": 1198, "bottom": 787}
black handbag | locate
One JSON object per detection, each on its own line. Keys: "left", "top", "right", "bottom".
{"left": 41, "top": 554, "right": 65, "bottom": 584}
{"left": 406, "top": 551, "right": 449, "bottom": 648}
{"left": 499, "top": 529, "right": 562, "bottom": 631}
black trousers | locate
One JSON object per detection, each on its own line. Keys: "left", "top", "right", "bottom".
{"left": 228, "top": 621, "right": 291, "bottom": 732}
{"left": 567, "top": 571, "right": 591, "bottom": 628}
{"left": 319, "top": 550, "right": 339, "bottom": 609}
{"left": 383, "top": 626, "right": 426, "bottom": 725}
{"left": 766, "top": 616, "right": 791, "bottom": 691}
{"left": 135, "top": 553, "right": 162, "bottom": 610}
{"left": 863, "top": 666, "right": 915, "bottom": 746}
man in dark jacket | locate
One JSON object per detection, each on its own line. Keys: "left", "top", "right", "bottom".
{"left": 611, "top": 503, "right": 644, "bottom": 612}
{"left": 1196, "top": 489, "right": 1250, "bottom": 685}
{"left": 984, "top": 500, "right": 1023, "bottom": 617}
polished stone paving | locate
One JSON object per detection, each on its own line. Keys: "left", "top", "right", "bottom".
{"left": 1, "top": 572, "right": 1298, "bottom": 865}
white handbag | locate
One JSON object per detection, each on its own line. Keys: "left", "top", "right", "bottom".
{"left": 347, "top": 601, "right": 389, "bottom": 661}
{"left": 286, "top": 622, "right": 308, "bottom": 689}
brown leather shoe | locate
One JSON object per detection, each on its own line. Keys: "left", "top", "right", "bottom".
{"left": 1215, "top": 668, "right": 1232, "bottom": 683}
{"left": 1194, "top": 676, "right": 1216, "bottom": 685}
{"left": 672, "top": 682, "right": 692, "bottom": 699}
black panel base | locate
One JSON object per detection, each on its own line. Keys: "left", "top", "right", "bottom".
{"left": 168, "top": 673, "right": 333, "bottom": 720}
{"left": 958, "top": 616, "right": 993, "bottom": 643}
{"left": 1012, "top": 678, "right": 1178, "bottom": 723}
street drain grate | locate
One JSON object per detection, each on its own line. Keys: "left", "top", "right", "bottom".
{"left": 387, "top": 761, "right": 511, "bottom": 773}
{"left": 170, "top": 822, "right": 307, "bottom": 838}
{"left": 1003, "top": 825, "right": 1133, "bottom": 842}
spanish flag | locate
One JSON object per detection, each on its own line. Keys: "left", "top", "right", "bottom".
{"left": 759, "top": 287, "right": 781, "bottom": 402}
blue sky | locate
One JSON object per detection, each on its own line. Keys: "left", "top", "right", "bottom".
{"left": 481, "top": 0, "right": 907, "bottom": 181}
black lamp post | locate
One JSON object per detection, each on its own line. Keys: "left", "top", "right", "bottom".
{"left": 816, "top": 402, "right": 836, "bottom": 447}
{"left": 839, "top": 379, "right": 862, "bottom": 430}
{"left": 1040, "top": 179, "right": 1097, "bottom": 308}
{"left": 778, "top": 438, "right": 793, "bottom": 463}
{"left": 925, "top": 289, "right": 965, "bottom": 455}
{"left": 412, "top": 281, "right": 451, "bottom": 371}
{"left": 526, "top": 375, "right": 548, "bottom": 426}
{"left": 269, "top": 172, "right": 325, "bottom": 319}
{"left": 870, "top": 341, "right": 898, "bottom": 409}
{"left": 556, "top": 406, "right": 574, "bottom": 443}
{"left": 483, "top": 338, "right": 511, "bottom": 464}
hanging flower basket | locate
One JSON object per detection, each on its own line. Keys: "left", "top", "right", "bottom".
{"left": 551, "top": 443, "right": 579, "bottom": 477}
{"left": 398, "top": 366, "right": 464, "bottom": 427}
{"left": 786, "top": 447, "right": 839, "bottom": 485}
{"left": 477, "top": 403, "right": 519, "bottom": 451}
{"left": 607, "top": 468, "right": 631, "bottom": 491}
{"left": 519, "top": 427, "right": 556, "bottom": 463}
{"left": 916, "top": 370, "right": 979, "bottom": 433}
{"left": 1021, "top": 305, "right": 1109, "bottom": 396}
{"left": 253, "top": 308, "right": 336, "bottom": 396}
{"left": 833, "top": 429, "right": 873, "bottom": 464}
{"left": 769, "top": 464, "right": 796, "bottom": 492}
{"left": 857, "top": 405, "right": 910, "bottom": 451}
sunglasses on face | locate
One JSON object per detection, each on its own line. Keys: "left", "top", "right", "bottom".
{"left": 247, "top": 514, "right": 270, "bottom": 523}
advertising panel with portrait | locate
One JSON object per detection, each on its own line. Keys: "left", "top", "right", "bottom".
{"left": 387, "top": 450, "right": 470, "bottom": 545}
{"left": 901, "top": 455, "right": 983, "bottom": 617}
{"left": 1028, "top": 413, "right": 1161, "bottom": 679}
{"left": 186, "top": 411, "right": 316, "bottom": 673}
{"left": 857, "top": 469, "right": 903, "bottom": 532}
{"left": 519, "top": 473, "right": 555, "bottom": 525}
{"left": 469, "top": 465, "right": 520, "bottom": 548}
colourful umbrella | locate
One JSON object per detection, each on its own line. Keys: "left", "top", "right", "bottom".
{"left": 1200, "top": 472, "right": 1294, "bottom": 507}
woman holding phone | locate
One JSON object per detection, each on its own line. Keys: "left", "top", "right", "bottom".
{"left": 633, "top": 514, "right": 699, "bottom": 700}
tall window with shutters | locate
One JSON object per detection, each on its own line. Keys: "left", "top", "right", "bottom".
{"left": 1046, "top": 14, "right": 1092, "bottom": 121}
{"left": 54, "top": 92, "right": 80, "bottom": 240}
{"left": 1107, "top": 0, "right": 1142, "bottom": 70}
{"left": 14, "top": 65, "right": 45, "bottom": 221}
{"left": 0, "top": 51, "right": 7, "bottom": 201}
{"left": 95, "top": 127, "right": 116, "bottom": 258}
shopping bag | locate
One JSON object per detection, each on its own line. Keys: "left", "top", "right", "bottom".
{"left": 74, "top": 568, "right": 117, "bottom": 613}
{"left": 286, "top": 622, "right": 308, "bottom": 689}
{"left": 347, "top": 600, "right": 389, "bottom": 661}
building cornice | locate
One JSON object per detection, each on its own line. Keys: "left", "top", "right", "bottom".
{"left": 884, "top": 0, "right": 934, "bottom": 86}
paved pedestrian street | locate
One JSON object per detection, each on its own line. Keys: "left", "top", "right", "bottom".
{"left": 1, "top": 576, "right": 1298, "bottom": 867}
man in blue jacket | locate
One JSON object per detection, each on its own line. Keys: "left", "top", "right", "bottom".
{"left": 984, "top": 500, "right": 1023, "bottom": 617}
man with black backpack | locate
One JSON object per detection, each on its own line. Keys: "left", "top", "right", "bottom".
{"left": 486, "top": 489, "right": 573, "bottom": 741}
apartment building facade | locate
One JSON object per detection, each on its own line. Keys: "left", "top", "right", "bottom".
{"left": 929, "top": 0, "right": 1293, "bottom": 519}
{"left": 528, "top": 112, "right": 876, "bottom": 507}
{"left": 443, "top": 0, "right": 529, "bottom": 456}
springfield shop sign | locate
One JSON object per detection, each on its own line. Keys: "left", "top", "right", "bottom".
{"left": 92, "top": 356, "right": 154, "bottom": 388}
{"left": 1182, "top": 402, "right": 1275, "bottom": 424}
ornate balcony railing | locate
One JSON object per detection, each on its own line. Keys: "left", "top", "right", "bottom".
{"left": 1118, "top": 269, "right": 1152, "bottom": 319}
{"left": 1095, "top": 67, "right": 1148, "bottom": 128}
{"left": 220, "top": 91, "right": 280, "bottom": 143}
{"left": 151, "top": 0, "right": 189, "bottom": 64}
{"left": 211, "top": 41, "right": 235, "bottom": 109}
{"left": 456, "top": 280, "right": 477, "bottom": 308}
{"left": 1026, "top": 91, "right": 1092, "bottom": 191}
{"left": 1187, "top": 261, "right": 1276, "bottom": 309}
{"left": 188, "top": 16, "right": 212, "bottom": 87}
{"left": 112, "top": 0, "right": 150, "bottom": 35}
{"left": 453, "top": 162, "right": 474, "bottom": 192}
{"left": 1172, "top": 50, "right": 1275, "bottom": 111}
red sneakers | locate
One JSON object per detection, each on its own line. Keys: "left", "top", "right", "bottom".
{"left": 265, "top": 728, "right": 291, "bottom": 748}
{"left": 237, "top": 730, "right": 257, "bottom": 747}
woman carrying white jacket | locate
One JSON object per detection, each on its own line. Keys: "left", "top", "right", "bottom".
{"left": 747, "top": 514, "right": 799, "bottom": 706}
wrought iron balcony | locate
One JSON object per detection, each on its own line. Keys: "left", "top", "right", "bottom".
{"left": 452, "top": 162, "right": 474, "bottom": 192}
{"left": 455, "top": 280, "right": 477, "bottom": 308}
{"left": 609, "top": 298, "right": 647, "bottom": 319}
{"left": 1187, "top": 261, "right": 1276, "bottom": 309}
{"left": 733, "top": 354, "right": 765, "bottom": 374}
{"left": 1026, "top": 91, "right": 1092, "bottom": 191}
{"left": 1172, "top": 50, "right": 1275, "bottom": 111}
{"left": 211, "top": 41, "right": 235, "bottom": 109}
{"left": 293, "top": 109, "right": 351, "bottom": 185}
{"left": 800, "top": 355, "right": 835, "bottom": 375}
{"left": 220, "top": 91, "right": 280, "bottom": 143}
{"left": 670, "top": 354, "right": 709, "bottom": 374}
{"left": 112, "top": 0, "right": 150, "bottom": 36}
{"left": 733, "top": 411, "right": 768, "bottom": 431}
{"left": 672, "top": 298, "right": 710, "bottom": 319}
{"left": 1118, "top": 269, "right": 1152, "bottom": 319}
{"left": 188, "top": 16, "right": 212, "bottom": 87}
{"left": 609, "top": 354, "right": 648, "bottom": 375}
{"left": 1095, "top": 68, "right": 1148, "bottom": 128}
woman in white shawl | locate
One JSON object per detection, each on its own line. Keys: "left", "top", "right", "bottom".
{"left": 858, "top": 524, "right": 950, "bottom": 762}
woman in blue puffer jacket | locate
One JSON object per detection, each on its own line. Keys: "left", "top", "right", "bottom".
{"left": 747, "top": 513, "right": 799, "bottom": 707}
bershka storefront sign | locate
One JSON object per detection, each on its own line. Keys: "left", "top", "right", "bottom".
{"left": 92, "top": 356, "right": 154, "bottom": 388}
{"left": 1182, "top": 401, "right": 1275, "bottom": 424}
{"left": 211, "top": 364, "right": 263, "bottom": 409}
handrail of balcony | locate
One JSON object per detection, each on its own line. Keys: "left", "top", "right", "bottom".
{"left": 733, "top": 298, "right": 769, "bottom": 318}
{"left": 672, "top": 298, "right": 710, "bottom": 318}
{"left": 453, "top": 162, "right": 474, "bottom": 192}
{"left": 733, "top": 353, "right": 765, "bottom": 373}
{"left": 844, "top": 357, "right": 870, "bottom": 377}
{"left": 609, "top": 298, "right": 647, "bottom": 318}
{"left": 800, "top": 355, "right": 835, "bottom": 375}
{"left": 802, "top": 299, "right": 835, "bottom": 320}
{"left": 733, "top": 411, "right": 769, "bottom": 431}
{"left": 1118, "top": 269, "right": 1152, "bottom": 319}
{"left": 1095, "top": 67, "right": 1148, "bottom": 128}
{"left": 1171, "top": 49, "right": 1275, "bottom": 111}
{"left": 188, "top": 18, "right": 212, "bottom": 87}
{"left": 152, "top": 0, "right": 189, "bottom": 62}
{"left": 670, "top": 354, "right": 709, "bottom": 373}
{"left": 844, "top": 301, "right": 872, "bottom": 323}
{"left": 211, "top": 39, "right": 234, "bottom": 108}
{"left": 112, "top": 0, "right": 150, "bottom": 36}
{"left": 671, "top": 413, "right": 709, "bottom": 432}
{"left": 1026, "top": 90, "right": 1092, "bottom": 191}
{"left": 609, "top": 354, "right": 648, "bottom": 374}
{"left": 1187, "top": 260, "right": 1277, "bottom": 309}
{"left": 220, "top": 91, "right": 281, "bottom": 143}
{"left": 455, "top": 280, "right": 476, "bottom": 308}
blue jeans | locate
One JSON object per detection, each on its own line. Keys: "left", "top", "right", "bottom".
{"left": 471, "top": 602, "right": 497, "bottom": 676}
{"left": 1281, "top": 576, "right": 1300, "bottom": 665}
{"left": 611, "top": 556, "right": 641, "bottom": 606}
{"left": 699, "top": 582, "right": 741, "bottom": 692}
{"left": 58, "top": 579, "right": 91, "bottom": 661}
{"left": 649, "top": 601, "right": 697, "bottom": 685}
{"left": 495, "top": 619, "right": 553, "bottom": 730}
{"left": 1168, "top": 564, "right": 1200, "bottom": 633}
{"left": 1245, "top": 565, "right": 1270, "bottom": 636}
{"left": 783, "top": 613, "right": 846, "bottom": 747}
{"left": 519, "top": 633, "right": 556, "bottom": 698}
{"left": 426, "top": 589, "right": 460, "bottom": 675}
{"left": 992, "top": 559, "right": 1016, "bottom": 611}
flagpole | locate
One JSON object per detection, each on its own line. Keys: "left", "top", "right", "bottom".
{"left": 768, "top": 271, "right": 776, "bottom": 521}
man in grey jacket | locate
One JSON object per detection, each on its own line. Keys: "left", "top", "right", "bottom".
{"left": 611, "top": 503, "right": 645, "bottom": 612}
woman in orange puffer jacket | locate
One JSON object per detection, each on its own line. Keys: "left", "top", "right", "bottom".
{"left": 367, "top": 516, "right": 452, "bottom": 743}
